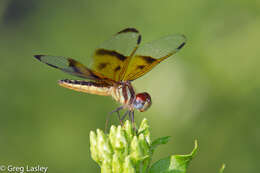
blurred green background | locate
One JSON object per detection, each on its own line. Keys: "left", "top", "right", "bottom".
{"left": 1, "top": 0, "right": 259, "bottom": 172}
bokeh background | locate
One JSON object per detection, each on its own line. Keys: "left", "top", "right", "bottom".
{"left": 1, "top": 0, "right": 259, "bottom": 172}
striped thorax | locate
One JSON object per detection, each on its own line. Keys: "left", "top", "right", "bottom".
{"left": 110, "top": 82, "right": 136, "bottom": 110}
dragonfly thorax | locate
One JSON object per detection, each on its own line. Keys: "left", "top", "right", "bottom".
{"left": 111, "top": 82, "right": 152, "bottom": 112}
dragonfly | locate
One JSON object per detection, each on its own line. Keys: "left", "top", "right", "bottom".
{"left": 34, "top": 28, "right": 186, "bottom": 130}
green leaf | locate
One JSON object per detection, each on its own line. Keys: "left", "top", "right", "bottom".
{"left": 151, "top": 136, "right": 171, "bottom": 151}
{"left": 149, "top": 140, "right": 198, "bottom": 173}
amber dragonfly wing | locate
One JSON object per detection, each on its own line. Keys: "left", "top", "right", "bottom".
{"left": 122, "top": 34, "right": 187, "bottom": 81}
{"left": 34, "top": 55, "right": 113, "bottom": 82}
{"left": 90, "top": 28, "right": 141, "bottom": 82}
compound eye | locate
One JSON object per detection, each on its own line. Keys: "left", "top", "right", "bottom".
{"left": 134, "top": 92, "right": 152, "bottom": 112}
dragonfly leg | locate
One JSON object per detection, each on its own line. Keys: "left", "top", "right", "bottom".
{"left": 129, "top": 111, "right": 136, "bottom": 132}
{"left": 105, "top": 106, "right": 124, "bottom": 132}
{"left": 120, "top": 110, "right": 129, "bottom": 122}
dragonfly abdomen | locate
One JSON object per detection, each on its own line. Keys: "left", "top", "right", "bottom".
{"left": 58, "top": 79, "right": 112, "bottom": 96}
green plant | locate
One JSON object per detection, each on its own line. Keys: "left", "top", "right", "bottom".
{"left": 89, "top": 118, "right": 203, "bottom": 173}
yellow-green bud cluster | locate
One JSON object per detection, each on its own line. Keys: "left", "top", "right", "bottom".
{"left": 90, "top": 119, "right": 151, "bottom": 173}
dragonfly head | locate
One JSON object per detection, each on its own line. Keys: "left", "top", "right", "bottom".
{"left": 133, "top": 92, "right": 152, "bottom": 112}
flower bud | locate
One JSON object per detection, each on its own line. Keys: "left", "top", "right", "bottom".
{"left": 123, "top": 156, "right": 135, "bottom": 173}
{"left": 124, "top": 120, "right": 133, "bottom": 143}
{"left": 97, "top": 129, "right": 112, "bottom": 163}
{"left": 130, "top": 136, "right": 143, "bottom": 163}
{"left": 138, "top": 118, "right": 151, "bottom": 145}
{"left": 101, "top": 160, "right": 112, "bottom": 173}
{"left": 90, "top": 131, "right": 100, "bottom": 164}
{"left": 112, "top": 153, "right": 123, "bottom": 173}
{"left": 138, "top": 134, "right": 150, "bottom": 156}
